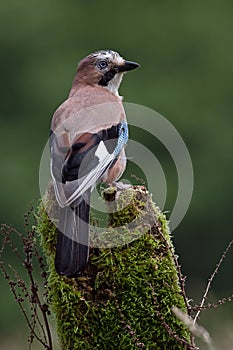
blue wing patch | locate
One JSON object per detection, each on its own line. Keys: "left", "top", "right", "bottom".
{"left": 114, "top": 121, "right": 128, "bottom": 156}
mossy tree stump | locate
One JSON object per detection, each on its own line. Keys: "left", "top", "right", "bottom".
{"left": 38, "top": 184, "right": 193, "bottom": 349}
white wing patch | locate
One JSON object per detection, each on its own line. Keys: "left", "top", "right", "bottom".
{"left": 51, "top": 142, "right": 115, "bottom": 207}
{"left": 95, "top": 140, "right": 109, "bottom": 160}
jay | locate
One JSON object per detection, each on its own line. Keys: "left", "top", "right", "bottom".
{"left": 50, "top": 50, "right": 139, "bottom": 277}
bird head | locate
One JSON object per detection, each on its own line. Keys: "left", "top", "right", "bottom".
{"left": 74, "top": 50, "right": 139, "bottom": 96}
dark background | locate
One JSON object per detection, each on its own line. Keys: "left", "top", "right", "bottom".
{"left": 1, "top": 1, "right": 233, "bottom": 349}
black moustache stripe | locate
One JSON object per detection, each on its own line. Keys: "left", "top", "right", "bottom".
{"left": 98, "top": 69, "right": 116, "bottom": 86}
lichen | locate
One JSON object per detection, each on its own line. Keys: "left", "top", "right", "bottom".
{"left": 37, "top": 184, "right": 191, "bottom": 349}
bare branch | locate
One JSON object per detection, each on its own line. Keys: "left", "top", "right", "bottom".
{"left": 192, "top": 293, "right": 233, "bottom": 311}
{"left": 149, "top": 283, "right": 197, "bottom": 350}
{"left": 0, "top": 209, "right": 53, "bottom": 350}
{"left": 194, "top": 240, "right": 233, "bottom": 324}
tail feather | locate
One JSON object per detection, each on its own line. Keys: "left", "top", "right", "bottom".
{"left": 55, "top": 191, "right": 90, "bottom": 277}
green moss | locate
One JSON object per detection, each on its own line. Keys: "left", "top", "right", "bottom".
{"left": 37, "top": 184, "right": 191, "bottom": 349}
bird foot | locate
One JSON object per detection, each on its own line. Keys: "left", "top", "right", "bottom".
{"left": 111, "top": 181, "right": 131, "bottom": 190}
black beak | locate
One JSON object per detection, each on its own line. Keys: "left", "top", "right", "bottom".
{"left": 118, "top": 60, "right": 140, "bottom": 72}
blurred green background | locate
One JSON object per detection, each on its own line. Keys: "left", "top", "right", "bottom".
{"left": 1, "top": 0, "right": 233, "bottom": 349}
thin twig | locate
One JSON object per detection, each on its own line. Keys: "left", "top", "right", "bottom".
{"left": 0, "top": 211, "right": 53, "bottom": 350}
{"left": 194, "top": 240, "right": 233, "bottom": 324}
{"left": 155, "top": 221, "right": 191, "bottom": 313}
{"left": 153, "top": 220, "right": 196, "bottom": 347}
{"left": 192, "top": 293, "right": 233, "bottom": 311}
{"left": 149, "top": 283, "right": 197, "bottom": 350}
{"left": 4, "top": 265, "right": 49, "bottom": 349}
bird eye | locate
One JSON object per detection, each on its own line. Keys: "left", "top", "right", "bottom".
{"left": 97, "top": 60, "right": 108, "bottom": 70}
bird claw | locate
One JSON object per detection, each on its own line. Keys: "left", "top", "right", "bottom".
{"left": 112, "top": 181, "right": 131, "bottom": 190}
{"left": 111, "top": 181, "right": 132, "bottom": 201}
